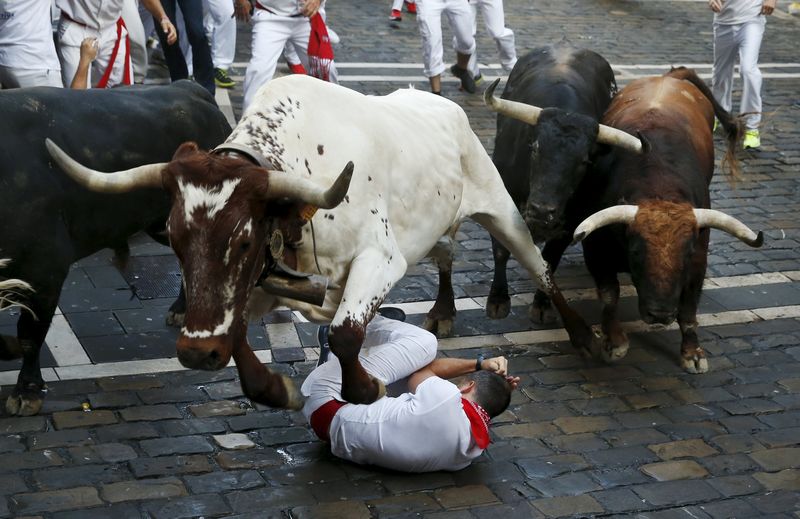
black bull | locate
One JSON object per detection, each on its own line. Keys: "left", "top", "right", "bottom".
{"left": 0, "top": 82, "right": 231, "bottom": 416}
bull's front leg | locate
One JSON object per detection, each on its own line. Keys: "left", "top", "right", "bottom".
{"left": 596, "top": 275, "right": 628, "bottom": 362}
{"left": 7, "top": 303, "right": 57, "bottom": 416}
{"left": 530, "top": 234, "right": 571, "bottom": 324}
{"left": 486, "top": 236, "right": 512, "bottom": 319}
{"left": 423, "top": 233, "right": 457, "bottom": 337}
{"left": 330, "top": 248, "right": 407, "bottom": 404}
{"left": 678, "top": 244, "right": 709, "bottom": 374}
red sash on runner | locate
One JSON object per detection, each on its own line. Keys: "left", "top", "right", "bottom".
{"left": 307, "top": 13, "right": 334, "bottom": 81}
{"left": 310, "top": 399, "right": 347, "bottom": 442}
{"left": 96, "top": 18, "right": 132, "bottom": 88}
{"left": 461, "top": 398, "right": 491, "bottom": 449}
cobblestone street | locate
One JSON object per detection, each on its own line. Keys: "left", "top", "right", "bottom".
{"left": 1, "top": 0, "right": 800, "bottom": 517}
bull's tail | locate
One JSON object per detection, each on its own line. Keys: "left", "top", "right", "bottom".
{"left": 666, "top": 66, "right": 743, "bottom": 181}
{"left": 0, "top": 259, "right": 34, "bottom": 316}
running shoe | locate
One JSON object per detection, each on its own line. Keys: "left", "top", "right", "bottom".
{"left": 390, "top": 9, "right": 402, "bottom": 21}
{"left": 743, "top": 129, "right": 760, "bottom": 149}
{"left": 214, "top": 68, "right": 235, "bottom": 88}
{"left": 474, "top": 73, "right": 484, "bottom": 87}
{"left": 404, "top": 0, "right": 417, "bottom": 14}
{"left": 450, "top": 64, "right": 476, "bottom": 93}
{"left": 289, "top": 63, "right": 307, "bottom": 74}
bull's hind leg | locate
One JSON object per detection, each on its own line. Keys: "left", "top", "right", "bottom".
{"left": 423, "top": 233, "right": 457, "bottom": 338}
{"left": 486, "top": 237, "right": 512, "bottom": 319}
{"left": 330, "top": 248, "right": 407, "bottom": 404}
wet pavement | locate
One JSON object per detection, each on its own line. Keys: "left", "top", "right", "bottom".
{"left": 1, "top": 0, "right": 800, "bottom": 517}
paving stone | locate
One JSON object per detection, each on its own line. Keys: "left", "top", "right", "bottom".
{"left": 640, "top": 460, "right": 710, "bottom": 481}
{"left": 590, "top": 467, "right": 652, "bottom": 489}
{"left": 527, "top": 471, "right": 602, "bottom": 498}
{"left": 258, "top": 426, "right": 315, "bottom": 445}
{"left": 0, "top": 474, "right": 28, "bottom": 496}
{"left": 471, "top": 502, "right": 543, "bottom": 519}
{"left": 214, "top": 449, "right": 283, "bottom": 470}
{"left": 49, "top": 503, "right": 142, "bottom": 519}
{"left": 100, "top": 477, "right": 187, "bottom": 503}
{"left": 213, "top": 433, "right": 255, "bottom": 450}
{"left": 700, "top": 453, "right": 761, "bottom": 476}
{"left": 513, "top": 402, "right": 574, "bottom": 422}
{"left": 188, "top": 400, "right": 247, "bottom": 418}
{"left": 658, "top": 421, "right": 727, "bottom": 440}
{"left": 94, "top": 422, "right": 159, "bottom": 442}
{"left": 755, "top": 427, "right": 800, "bottom": 448}
{"left": 0, "top": 435, "right": 24, "bottom": 454}
{"left": 745, "top": 490, "right": 800, "bottom": 514}
{"left": 749, "top": 447, "right": 800, "bottom": 471}
{"left": 307, "top": 479, "right": 387, "bottom": 502}
{"left": 531, "top": 494, "right": 604, "bottom": 518}
{"left": 227, "top": 486, "right": 317, "bottom": 514}
{"left": 544, "top": 433, "right": 609, "bottom": 452}
{"left": 492, "top": 422, "right": 560, "bottom": 439}
{"left": 659, "top": 404, "right": 725, "bottom": 423}
{"left": 567, "top": 396, "right": 630, "bottom": 415}
{"left": 290, "top": 501, "right": 372, "bottom": 519}
{"left": 434, "top": 484, "right": 499, "bottom": 508}
{"left": 625, "top": 392, "right": 681, "bottom": 410}
{"left": 142, "top": 493, "right": 232, "bottom": 519}
{"left": 87, "top": 391, "right": 142, "bottom": 409}
{"left": 379, "top": 472, "right": 455, "bottom": 494}
{"left": 97, "top": 376, "right": 164, "bottom": 392}
{"left": 139, "top": 435, "right": 214, "bottom": 457}
{"left": 33, "top": 464, "right": 132, "bottom": 490}
{"left": 28, "top": 429, "right": 93, "bottom": 450}
{"left": 157, "top": 417, "right": 227, "bottom": 436}
{"left": 0, "top": 451, "right": 65, "bottom": 472}
{"left": 718, "top": 397, "right": 784, "bottom": 415}
{"left": 633, "top": 480, "right": 721, "bottom": 507}
{"left": 601, "top": 428, "right": 670, "bottom": 448}
{"left": 9, "top": 487, "right": 102, "bottom": 515}
{"left": 515, "top": 454, "right": 588, "bottom": 478}
{"left": 137, "top": 385, "right": 206, "bottom": 404}
{"left": 552, "top": 415, "right": 617, "bottom": 434}
{"left": 671, "top": 387, "right": 736, "bottom": 404}
{"left": 119, "top": 404, "right": 182, "bottom": 422}
{"left": 129, "top": 454, "right": 213, "bottom": 478}
{"left": 649, "top": 439, "right": 719, "bottom": 460}
{"left": 706, "top": 475, "right": 763, "bottom": 498}
{"left": 228, "top": 411, "right": 290, "bottom": 431}
{"left": 453, "top": 460, "right": 525, "bottom": 486}
{"left": 615, "top": 410, "right": 673, "bottom": 429}
{"left": 710, "top": 433, "right": 766, "bottom": 454}
{"left": 68, "top": 443, "right": 138, "bottom": 464}
{"left": 184, "top": 470, "right": 265, "bottom": 494}
{"left": 267, "top": 463, "right": 349, "bottom": 487}
{"left": 752, "top": 469, "right": 800, "bottom": 491}
{"left": 590, "top": 487, "right": 649, "bottom": 514}
{"left": 699, "top": 498, "right": 761, "bottom": 519}
{"left": 584, "top": 446, "right": 661, "bottom": 468}
{"left": 366, "top": 494, "right": 441, "bottom": 516}
{"left": 51, "top": 410, "right": 117, "bottom": 429}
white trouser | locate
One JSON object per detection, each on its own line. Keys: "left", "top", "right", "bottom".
{"left": 204, "top": 0, "right": 236, "bottom": 71}
{"left": 0, "top": 66, "right": 63, "bottom": 89}
{"left": 301, "top": 316, "right": 439, "bottom": 419}
{"left": 461, "top": 0, "right": 516, "bottom": 77}
{"left": 416, "top": 0, "right": 476, "bottom": 78}
{"left": 392, "top": 0, "right": 415, "bottom": 11}
{"left": 57, "top": 17, "right": 132, "bottom": 88}
{"left": 243, "top": 9, "right": 338, "bottom": 110}
{"left": 712, "top": 18, "right": 765, "bottom": 129}
{"left": 122, "top": 0, "right": 148, "bottom": 83}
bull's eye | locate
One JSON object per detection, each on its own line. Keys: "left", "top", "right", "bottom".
{"left": 240, "top": 241, "right": 251, "bottom": 252}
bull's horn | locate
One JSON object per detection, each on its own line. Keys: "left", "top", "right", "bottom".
{"left": 267, "top": 161, "right": 354, "bottom": 209}
{"left": 693, "top": 208, "right": 764, "bottom": 247}
{"left": 46, "top": 139, "right": 166, "bottom": 193}
{"left": 483, "top": 78, "right": 543, "bottom": 125}
{"left": 572, "top": 205, "right": 639, "bottom": 244}
{"left": 596, "top": 124, "right": 644, "bottom": 154}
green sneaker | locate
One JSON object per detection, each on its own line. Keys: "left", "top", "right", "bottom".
{"left": 214, "top": 68, "right": 235, "bottom": 88}
{"left": 474, "top": 74, "right": 484, "bottom": 87}
{"left": 713, "top": 118, "right": 719, "bottom": 132}
{"left": 743, "top": 129, "right": 760, "bottom": 149}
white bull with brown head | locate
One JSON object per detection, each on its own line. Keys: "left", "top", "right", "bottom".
{"left": 47, "top": 75, "right": 596, "bottom": 409}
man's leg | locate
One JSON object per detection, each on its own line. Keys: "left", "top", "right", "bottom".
{"left": 445, "top": 0, "right": 477, "bottom": 92}
{"left": 711, "top": 22, "right": 737, "bottom": 114}
{"left": 206, "top": 0, "right": 237, "bottom": 87}
{"left": 123, "top": 0, "right": 148, "bottom": 83}
{"left": 417, "top": 0, "right": 447, "bottom": 93}
{"left": 243, "top": 12, "right": 291, "bottom": 110}
{"left": 178, "top": 0, "right": 215, "bottom": 94}
{"left": 481, "top": 0, "right": 515, "bottom": 72}
{"left": 738, "top": 18, "right": 765, "bottom": 130}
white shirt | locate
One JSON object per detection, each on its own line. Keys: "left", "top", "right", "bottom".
{"left": 55, "top": 0, "right": 125, "bottom": 30}
{"left": 329, "top": 377, "right": 483, "bottom": 472}
{"left": 257, "top": 0, "right": 308, "bottom": 17}
{"left": 0, "top": 0, "right": 61, "bottom": 69}
{"left": 714, "top": 0, "right": 764, "bottom": 25}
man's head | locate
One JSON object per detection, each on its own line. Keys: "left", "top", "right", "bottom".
{"left": 456, "top": 371, "right": 513, "bottom": 418}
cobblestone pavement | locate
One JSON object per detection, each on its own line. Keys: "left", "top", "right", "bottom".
{"left": 1, "top": 0, "right": 800, "bottom": 517}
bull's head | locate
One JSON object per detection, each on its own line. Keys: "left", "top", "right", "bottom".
{"left": 46, "top": 139, "right": 353, "bottom": 371}
{"left": 572, "top": 201, "right": 763, "bottom": 324}
{"left": 484, "top": 79, "right": 643, "bottom": 241}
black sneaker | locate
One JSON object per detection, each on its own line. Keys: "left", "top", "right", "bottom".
{"left": 316, "top": 325, "right": 330, "bottom": 367}
{"left": 377, "top": 307, "right": 406, "bottom": 322}
{"left": 214, "top": 67, "right": 235, "bottom": 88}
{"left": 450, "top": 64, "right": 476, "bottom": 93}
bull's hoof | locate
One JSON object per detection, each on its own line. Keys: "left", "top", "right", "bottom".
{"left": 5, "top": 389, "right": 44, "bottom": 416}
{"left": 165, "top": 310, "right": 185, "bottom": 327}
{"left": 681, "top": 354, "right": 709, "bottom": 374}
{"left": 279, "top": 374, "right": 305, "bottom": 411}
{"left": 342, "top": 376, "right": 386, "bottom": 405}
{"left": 528, "top": 301, "right": 558, "bottom": 325}
{"left": 422, "top": 317, "right": 454, "bottom": 338}
{"left": 601, "top": 330, "right": 629, "bottom": 363}
{"left": 486, "top": 296, "right": 511, "bottom": 319}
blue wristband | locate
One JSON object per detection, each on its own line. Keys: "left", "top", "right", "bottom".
{"left": 476, "top": 353, "right": 485, "bottom": 372}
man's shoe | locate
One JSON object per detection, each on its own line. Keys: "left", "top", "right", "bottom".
{"left": 377, "top": 307, "right": 406, "bottom": 322}
{"left": 743, "top": 129, "right": 760, "bottom": 149}
{"left": 404, "top": 0, "right": 417, "bottom": 14}
{"left": 789, "top": 1, "right": 800, "bottom": 15}
{"left": 316, "top": 325, "right": 330, "bottom": 367}
{"left": 214, "top": 68, "right": 235, "bottom": 88}
{"left": 474, "top": 73, "right": 484, "bottom": 87}
{"left": 390, "top": 9, "right": 402, "bottom": 21}
{"left": 713, "top": 118, "right": 719, "bottom": 133}
{"left": 289, "top": 63, "right": 307, "bottom": 74}
{"left": 450, "top": 64, "right": 476, "bottom": 93}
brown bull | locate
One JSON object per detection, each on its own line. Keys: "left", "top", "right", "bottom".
{"left": 572, "top": 67, "right": 763, "bottom": 373}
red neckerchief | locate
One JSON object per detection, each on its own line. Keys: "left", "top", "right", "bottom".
{"left": 461, "top": 398, "right": 491, "bottom": 449}
{"left": 307, "top": 13, "right": 334, "bottom": 81}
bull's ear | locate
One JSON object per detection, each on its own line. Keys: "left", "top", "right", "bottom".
{"left": 172, "top": 142, "right": 200, "bottom": 160}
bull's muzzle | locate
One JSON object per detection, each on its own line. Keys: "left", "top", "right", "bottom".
{"left": 640, "top": 304, "right": 677, "bottom": 326}
{"left": 176, "top": 335, "right": 231, "bottom": 371}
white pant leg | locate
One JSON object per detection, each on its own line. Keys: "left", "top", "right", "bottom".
{"left": 94, "top": 22, "right": 132, "bottom": 87}
{"left": 283, "top": 41, "right": 301, "bottom": 66}
{"left": 123, "top": 0, "right": 148, "bottom": 83}
{"left": 711, "top": 22, "right": 737, "bottom": 114}
{"left": 205, "top": 0, "right": 236, "bottom": 70}
{"left": 58, "top": 18, "right": 129, "bottom": 88}
{"left": 392, "top": 0, "right": 404, "bottom": 12}
{"left": 479, "top": 0, "right": 515, "bottom": 71}
{"left": 417, "top": 0, "right": 447, "bottom": 77}
{"left": 138, "top": 1, "right": 156, "bottom": 39}
{"left": 243, "top": 11, "right": 296, "bottom": 110}
{"left": 462, "top": 2, "right": 480, "bottom": 78}
{"left": 737, "top": 18, "right": 765, "bottom": 129}
{"left": 445, "top": 0, "right": 476, "bottom": 56}
{"left": 301, "top": 316, "right": 438, "bottom": 418}
{"left": 0, "top": 66, "right": 63, "bottom": 88}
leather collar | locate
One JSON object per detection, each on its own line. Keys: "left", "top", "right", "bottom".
{"left": 212, "top": 142, "right": 277, "bottom": 170}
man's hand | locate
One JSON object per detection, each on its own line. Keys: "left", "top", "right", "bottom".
{"left": 762, "top": 0, "right": 776, "bottom": 15}
{"left": 505, "top": 375, "right": 521, "bottom": 391}
{"left": 79, "top": 37, "right": 99, "bottom": 64}
{"left": 709, "top": 0, "right": 723, "bottom": 12}
{"left": 302, "top": 0, "right": 321, "bottom": 18}
{"left": 479, "top": 356, "right": 508, "bottom": 376}
{"left": 235, "top": 0, "right": 252, "bottom": 22}
{"left": 160, "top": 17, "right": 177, "bottom": 45}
